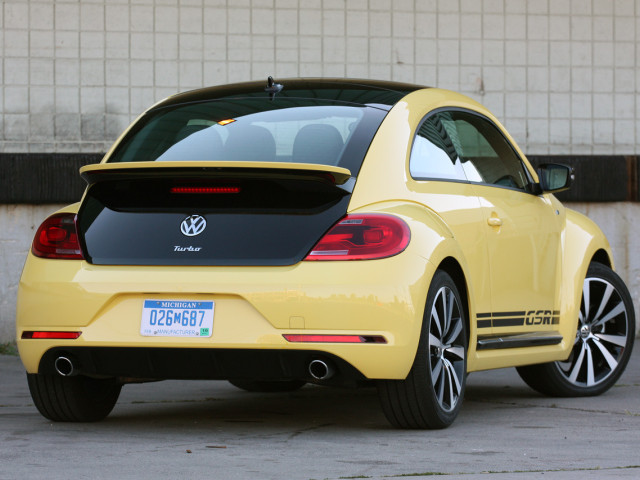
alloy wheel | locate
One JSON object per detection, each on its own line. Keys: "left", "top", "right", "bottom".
{"left": 429, "top": 286, "right": 466, "bottom": 412}
{"left": 555, "top": 276, "right": 630, "bottom": 388}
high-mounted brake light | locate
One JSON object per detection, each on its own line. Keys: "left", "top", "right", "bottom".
{"left": 170, "top": 186, "right": 241, "bottom": 194}
{"left": 32, "top": 213, "right": 84, "bottom": 260}
{"left": 22, "top": 331, "right": 82, "bottom": 339}
{"left": 305, "top": 214, "right": 410, "bottom": 261}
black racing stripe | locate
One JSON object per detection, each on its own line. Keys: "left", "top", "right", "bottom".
{"left": 477, "top": 334, "right": 563, "bottom": 350}
{"left": 493, "top": 318, "right": 525, "bottom": 327}
{"left": 476, "top": 311, "right": 560, "bottom": 329}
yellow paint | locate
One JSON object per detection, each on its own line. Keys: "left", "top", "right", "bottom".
{"left": 80, "top": 161, "right": 353, "bottom": 185}
{"left": 17, "top": 87, "right": 615, "bottom": 379}
{"left": 289, "top": 316, "right": 305, "bottom": 329}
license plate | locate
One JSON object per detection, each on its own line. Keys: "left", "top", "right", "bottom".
{"left": 141, "top": 300, "right": 214, "bottom": 337}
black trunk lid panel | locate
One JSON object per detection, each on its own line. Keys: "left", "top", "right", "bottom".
{"left": 77, "top": 173, "right": 350, "bottom": 266}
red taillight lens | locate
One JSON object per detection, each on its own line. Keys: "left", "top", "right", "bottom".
{"left": 22, "top": 331, "right": 82, "bottom": 339}
{"left": 32, "top": 213, "right": 84, "bottom": 260}
{"left": 170, "top": 186, "right": 241, "bottom": 194}
{"left": 305, "top": 214, "right": 410, "bottom": 261}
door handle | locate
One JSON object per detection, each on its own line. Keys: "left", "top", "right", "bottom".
{"left": 487, "top": 217, "right": 503, "bottom": 227}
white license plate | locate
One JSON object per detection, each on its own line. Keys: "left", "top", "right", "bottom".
{"left": 140, "top": 300, "right": 214, "bottom": 337}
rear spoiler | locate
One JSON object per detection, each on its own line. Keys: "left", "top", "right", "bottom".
{"left": 80, "top": 161, "right": 352, "bottom": 186}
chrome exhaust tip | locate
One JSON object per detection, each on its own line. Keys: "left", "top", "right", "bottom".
{"left": 308, "top": 359, "right": 334, "bottom": 380}
{"left": 54, "top": 356, "right": 77, "bottom": 377}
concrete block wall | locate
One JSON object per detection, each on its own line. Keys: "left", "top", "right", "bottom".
{"left": 1, "top": 0, "right": 639, "bottom": 155}
{"left": 0, "top": 204, "right": 65, "bottom": 342}
{"left": 1, "top": 0, "right": 639, "bottom": 341}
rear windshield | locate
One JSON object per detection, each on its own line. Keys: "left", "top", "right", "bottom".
{"left": 107, "top": 99, "right": 389, "bottom": 175}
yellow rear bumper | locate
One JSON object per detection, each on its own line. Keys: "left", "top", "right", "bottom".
{"left": 17, "top": 251, "right": 435, "bottom": 380}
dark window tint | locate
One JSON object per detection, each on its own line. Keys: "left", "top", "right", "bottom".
{"left": 107, "top": 99, "right": 388, "bottom": 176}
{"left": 409, "top": 114, "right": 467, "bottom": 181}
{"left": 438, "top": 111, "right": 530, "bottom": 190}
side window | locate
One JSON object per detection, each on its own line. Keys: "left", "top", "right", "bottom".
{"left": 409, "top": 114, "right": 467, "bottom": 181}
{"left": 439, "top": 111, "right": 530, "bottom": 190}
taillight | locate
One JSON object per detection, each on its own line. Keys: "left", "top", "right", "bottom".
{"left": 305, "top": 214, "right": 410, "bottom": 261}
{"left": 32, "top": 213, "right": 84, "bottom": 260}
{"left": 170, "top": 186, "right": 241, "bottom": 194}
{"left": 22, "top": 331, "right": 82, "bottom": 339}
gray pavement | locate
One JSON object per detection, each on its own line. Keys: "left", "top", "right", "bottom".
{"left": 1, "top": 342, "right": 639, "bottom": 480}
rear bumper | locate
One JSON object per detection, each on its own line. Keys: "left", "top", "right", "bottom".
{"left": 37, "top": 346, "right": 367, "bottom": 387}
{"left": 17, "top": 251, "right": 435, "bottom": 380}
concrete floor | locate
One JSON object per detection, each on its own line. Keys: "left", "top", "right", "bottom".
{"left": 1, "top": 342, "right": 639, "bottom": 480}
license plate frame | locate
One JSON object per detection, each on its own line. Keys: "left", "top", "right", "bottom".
{"left": 140, "top": 300, "right": 214, "bottom": 338}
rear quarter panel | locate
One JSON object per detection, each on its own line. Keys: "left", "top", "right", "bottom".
{"left": 349, "top": 89, "right": 499, "bottom": 370}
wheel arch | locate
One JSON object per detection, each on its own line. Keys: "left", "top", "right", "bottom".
{"left": 559, "top": 209, "right": 616, "bottom": 352}
{"left": 436, "top": 257, "right": 471, "bottom": 352}
{"left": 590, "top": 248, "right": 612, "bottom": 269}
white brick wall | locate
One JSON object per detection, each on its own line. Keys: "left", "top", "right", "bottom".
{"left": 0, "top": 204, "right": 66, "bottom": 343}
{"left": 1, "top": 0, "right": 639, "bottom": 154}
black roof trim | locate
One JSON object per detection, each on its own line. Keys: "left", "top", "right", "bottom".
{"left": 153, "top": 78, "right": 428, "bottom": 110}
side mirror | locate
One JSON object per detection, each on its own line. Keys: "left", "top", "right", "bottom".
{"left": 537, "top": 163, "right": 574, "bottom": 193}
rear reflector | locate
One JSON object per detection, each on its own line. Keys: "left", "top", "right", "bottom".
{"left": 32, "top": 213, "right": 84, "bottom": 260}
{"left": 170, "top": 186, "right": 241, "bottom": 194}
{"left": 283, "top": 334, "right": 387, "bottom": 344}
{"left": 305, "top": 213, "right": 410, "bottom": 261}
{"left": 22, "top": 331, "right": 82, "bottom": 339}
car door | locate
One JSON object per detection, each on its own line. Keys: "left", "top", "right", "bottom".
{"left": 407, "top": 112, "right": 493, "bottom": 328}
{"left": 437, "top": 110, "right": 562, "bottom": 338}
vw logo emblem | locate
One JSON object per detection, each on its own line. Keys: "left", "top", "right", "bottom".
{"left": 180, "top": 215, "right": 207, "bottom": 237}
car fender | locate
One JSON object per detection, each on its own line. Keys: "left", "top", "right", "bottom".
{"left": 349, "top": 201, "right": 472, "bottom": 278}
{"left": 348, "top": 201, "right": 477, "bottom": 371}
{"left": 557, "top": 207, "right": 614, "bottom": 353}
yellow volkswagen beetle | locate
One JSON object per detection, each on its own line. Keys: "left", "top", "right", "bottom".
{"left": 16, "top": 78, "right": 635, "bottom": 428}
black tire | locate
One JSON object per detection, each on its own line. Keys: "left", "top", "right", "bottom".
{"left": 517, "top": 262, "right": 635, "bottom": 397}
{"left": 378, "top": 270, "right": 467, "bottom": 429}
{"left": 228, "top": 379, "right": 306, "bottom": 393}
{"left": 27, "top": 373, "right": 122, "bottom": 422}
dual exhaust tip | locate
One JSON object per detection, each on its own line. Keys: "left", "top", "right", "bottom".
{"left": 54, "top": 355, "right": 335, "bottom": 381}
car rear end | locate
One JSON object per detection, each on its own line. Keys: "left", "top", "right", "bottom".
{"left": 17, "top": 79, "right": 432, "bottom": 404}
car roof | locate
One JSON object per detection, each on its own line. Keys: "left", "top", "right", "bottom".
{"left": 153, "top": 78, "right": 429, "bottom": 111}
